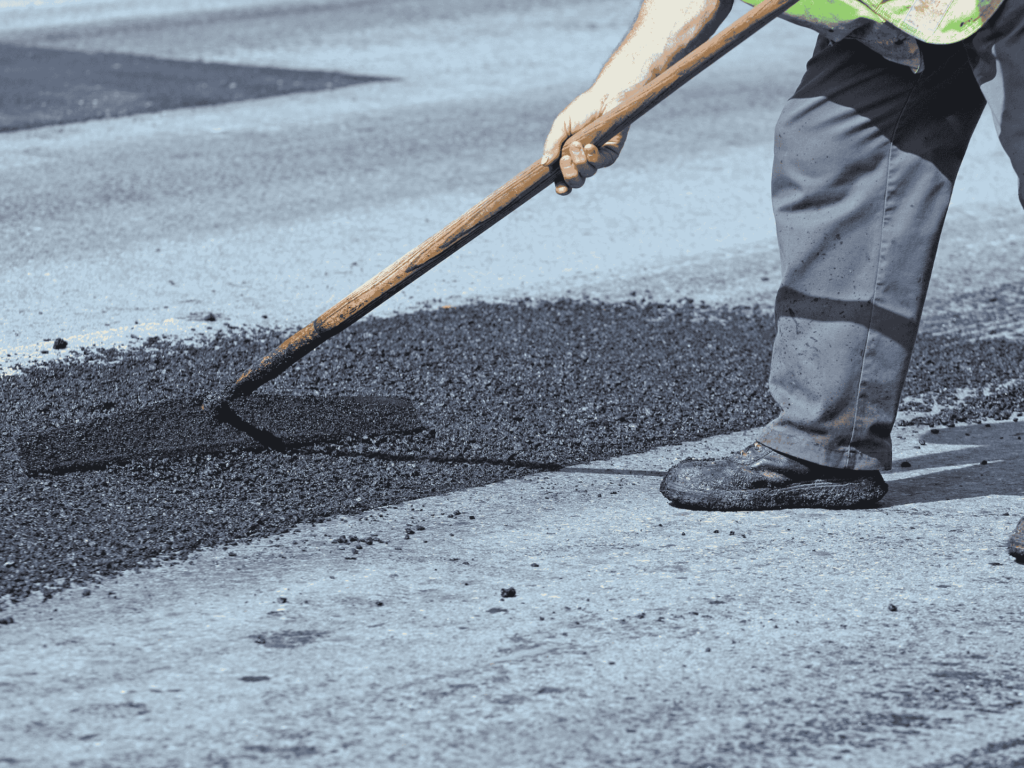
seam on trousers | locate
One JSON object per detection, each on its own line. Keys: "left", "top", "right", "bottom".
{"left": 844, "top": 79, "right": 920, "bottom": 470}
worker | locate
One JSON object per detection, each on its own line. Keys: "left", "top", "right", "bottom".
{"left": 542, "top": 0, "right": 1021, "bottom": 511}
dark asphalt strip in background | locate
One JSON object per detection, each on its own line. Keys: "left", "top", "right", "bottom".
{"left": 2, "top": 298, "right": 1023, "bottom": 604}
{"left": 0, "top": 44, "right": 385, "bottom": 132}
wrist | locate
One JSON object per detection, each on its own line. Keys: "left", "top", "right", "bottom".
{"left": 587, "top": 73, "right": 650, "bottom": 110}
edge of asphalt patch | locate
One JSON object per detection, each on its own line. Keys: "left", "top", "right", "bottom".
{"left": 2, "top": 422, "right": 1022, "bottom": 766}
{"left": 1, "top": 318, "right": 239, "bottom": 374}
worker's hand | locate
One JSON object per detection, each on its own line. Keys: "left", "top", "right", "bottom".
{"left": 540, "top": 89, "right": 629, "bottom": 196}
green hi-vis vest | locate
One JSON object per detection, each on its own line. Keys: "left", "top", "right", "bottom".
{"left": 742, "top": 0, "right": 1002, "bottom": 70}
{"left": 743, "top": 0, "right": 998, "bottom": 41}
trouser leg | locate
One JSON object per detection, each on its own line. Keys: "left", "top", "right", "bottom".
{"left": 968, "top": 0, "right": 1024, "bottom": 206}
{"left": 757, "top": 38, "right": 985, "bottom": 471}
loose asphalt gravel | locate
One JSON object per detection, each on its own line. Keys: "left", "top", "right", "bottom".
{"left": 3, "top": 297, "right": 1024, "bottom": 606}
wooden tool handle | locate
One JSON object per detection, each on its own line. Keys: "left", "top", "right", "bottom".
{"left": 222, "top": 0, "right": 799, "bottom": 402}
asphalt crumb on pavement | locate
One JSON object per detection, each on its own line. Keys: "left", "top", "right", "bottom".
{"left": 2, "top": 297, "right": 1024, "bottom": 602}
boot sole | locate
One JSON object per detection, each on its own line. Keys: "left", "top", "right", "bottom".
{"left": 660, "top": 475, "right": 888, "bottom": 511}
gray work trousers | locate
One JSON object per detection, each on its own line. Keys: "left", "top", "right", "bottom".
{"left": 756, "top": 1, "right": 1024, "bottom": 471}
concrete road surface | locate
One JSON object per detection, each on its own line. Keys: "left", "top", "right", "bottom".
{"left": 2, "top": 2, "right": 1024, "bottom": 767}
{"left": 4, "top": 424, "right": 1024, "bottom": 767}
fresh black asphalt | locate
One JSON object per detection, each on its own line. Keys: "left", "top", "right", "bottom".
{"left": 3, "top": 297, "right": 1024, "bottom": 604}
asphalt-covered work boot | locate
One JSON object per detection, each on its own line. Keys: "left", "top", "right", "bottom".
{"left": 1009, "top": 517, "right": 1024, "bottom": 562}
{"left": 660, "top": 442, "right": 888, "bottom": 511}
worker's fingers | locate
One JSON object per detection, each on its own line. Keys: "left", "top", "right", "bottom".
{"left": 559, "top": 153, "right": 585, "bottom": 191}
{"left": 590, "top": 127, "right": 629, "bottom": 169}
{"left": 583, "top": 143, "right": 604, "bottom": 168}
{"left": 552, "top": 133, "right": 624, "bottom": 195}
{"left": 540, "top": 92, "right": 629, "bottom": 195}
{"left": 568, "top": 141, "right": 598, "bottom": 179}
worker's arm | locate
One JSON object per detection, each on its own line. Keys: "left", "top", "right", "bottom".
{"left": 541, "top": 0, "right": 734, "bottom": 195}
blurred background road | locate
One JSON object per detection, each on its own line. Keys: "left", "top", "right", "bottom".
{"left": 2, "top": 0, "right": 1021, "bottom": 365}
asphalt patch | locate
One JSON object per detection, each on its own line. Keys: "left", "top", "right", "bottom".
{"left": 2, "top": 298, "right": 1024, "bottom": 603}
{"left": 0, "top": 44, "right": 385, "bottom": 132}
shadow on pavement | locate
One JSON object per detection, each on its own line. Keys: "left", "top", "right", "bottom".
{"left": 884, "top": 422, "right": 1024, "bottom": 506}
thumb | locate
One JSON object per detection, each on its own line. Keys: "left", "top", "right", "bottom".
{"left": 540, "top": 115, "right": 572, "bottom": 166}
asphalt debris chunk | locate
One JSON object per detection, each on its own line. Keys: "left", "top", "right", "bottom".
{"left": 501, "top": 587, "right": 517, "bottom": 598}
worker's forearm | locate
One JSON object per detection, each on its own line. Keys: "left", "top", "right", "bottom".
{"left": 591, "top": 0, "right": 734, "bottom": 99}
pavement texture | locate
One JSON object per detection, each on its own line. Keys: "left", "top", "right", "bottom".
{"left": 3, "top": 1, "right": 1024, "bottom": 766}
{"left": 1, "top": 0, "right": 1022, "bottom": 362}
{"left": 2, "top": 425, "right": 1024, "bottom": 767}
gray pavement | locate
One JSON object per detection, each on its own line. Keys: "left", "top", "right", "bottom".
{"left": 2, "top": 0, "right": 1023, "bottom": 365}
{"left": 2, "top": 422, "right": 1023, "bottom": 767}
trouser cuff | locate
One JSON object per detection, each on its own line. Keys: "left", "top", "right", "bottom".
{"left": 756, "top": 422, "right": 891, "bottom": 472}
